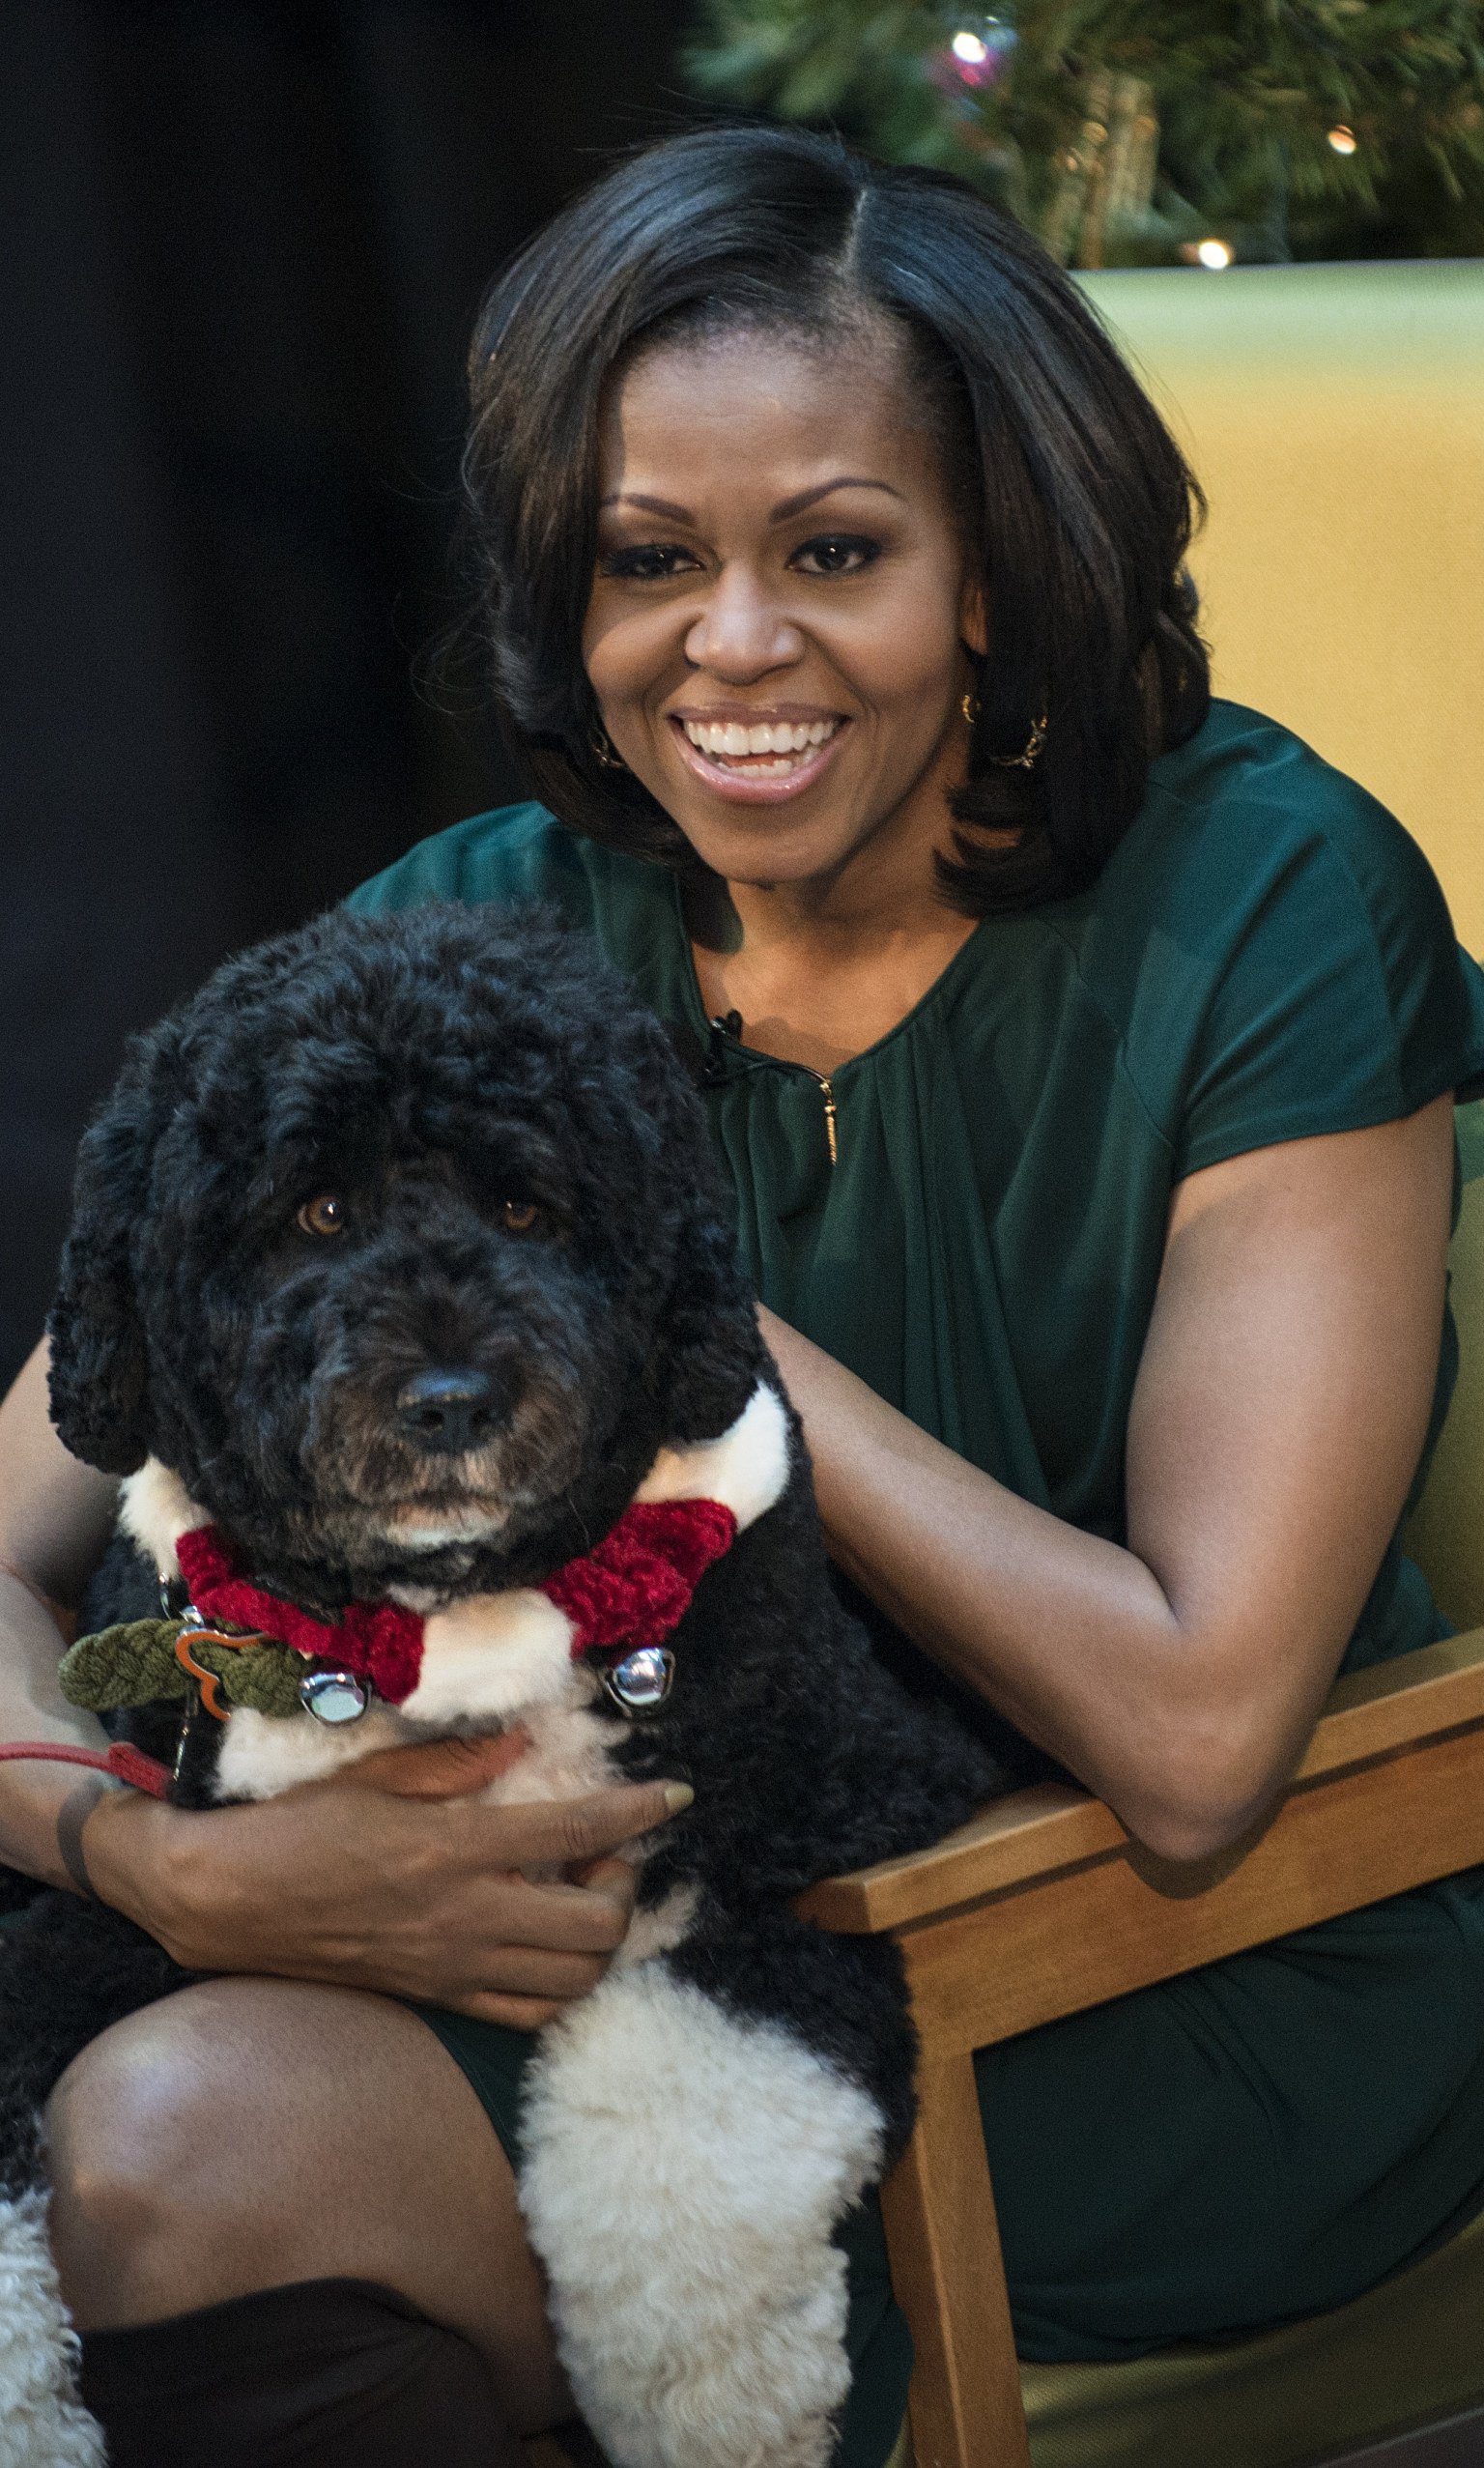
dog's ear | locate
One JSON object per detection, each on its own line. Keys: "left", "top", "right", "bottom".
{"left": 613, "top": 1017, "right": 771, "bottom": 1443}
{"left": 643, "top": 1207, "right": 767, "bottom": 1443}
{"left": 46, "top": 1031, "right": 177, "bottom": 1475}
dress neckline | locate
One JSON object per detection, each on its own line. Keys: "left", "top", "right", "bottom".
{"left": 666, "top": 874, "right": 993, "bottom": 1082}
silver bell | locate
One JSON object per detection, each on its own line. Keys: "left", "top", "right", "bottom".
{"left": 601, "top": 1647, "right": 675, "bottom": 1716}
{"left": 300, "top": 1668, "right": 371, "bottom": 1725}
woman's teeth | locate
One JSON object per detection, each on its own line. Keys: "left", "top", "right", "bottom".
{"left": 682, "top": 716, "right": 840, "bottom": 771}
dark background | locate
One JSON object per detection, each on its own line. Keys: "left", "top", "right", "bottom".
{"left": 2, "top": 0, "right": 692, "bottom": 1391}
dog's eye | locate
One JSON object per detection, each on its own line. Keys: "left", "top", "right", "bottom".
{"left": 298, "top": 1193, "right": 348, "bottom": 1238}
{"left": 501, "top": 1199, "right": 539, "bottom": 1232}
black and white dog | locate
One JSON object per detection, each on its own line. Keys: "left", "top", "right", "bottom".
{"left": 0, "top": 904, "right": 1004, "bottom": 2468}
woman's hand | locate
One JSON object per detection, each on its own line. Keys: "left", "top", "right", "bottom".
{"left": 80, "top": 1736, "right": 691, "bottom": 2028}
{"left": 763, "top": 1096, "right": 1457, "bottom": 1865}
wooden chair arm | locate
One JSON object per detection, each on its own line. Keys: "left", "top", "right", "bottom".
{"left": 798, "top": 1625, "right": 1484, "bottom": 1939}
{"left": 809, "top": 1629, "right": 1484, "bottom": 2468}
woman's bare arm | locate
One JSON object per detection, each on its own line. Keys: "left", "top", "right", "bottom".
{"left": 0, "top": 1342, "right": 122, "bottom": 1886}
{"left": 0, "top": 1338, "right": 688, "bottom": 2023}
{"left": 763, "top": 1096, "right": 1456, "bottom": 1863}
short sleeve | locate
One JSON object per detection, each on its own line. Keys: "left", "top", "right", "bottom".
{"left": 343, "top": 802, "right": 595, "bottom": 919}
{"left": 1155, "top": 761, "right": 1484, "bottom": 1182}
{"left": 341, "top": 802, "right": 694, "bottom": 1028}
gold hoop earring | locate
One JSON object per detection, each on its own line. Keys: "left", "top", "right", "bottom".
{"left": 960, "top": 690, "right": 981, "bottom": 726}
{"left": 988, "top": 712, "right": 1048, "bottom": 772}
{"left": 588, "top": 723, "right": 628, "bottom": 772}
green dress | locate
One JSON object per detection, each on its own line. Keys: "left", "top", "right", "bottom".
{"left": 347, "top": 702, "right": 1484, "bottom": 2457}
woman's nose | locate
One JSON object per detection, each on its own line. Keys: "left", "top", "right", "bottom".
{"left": 684, "top": 566, "right": 802, "bottom": 680}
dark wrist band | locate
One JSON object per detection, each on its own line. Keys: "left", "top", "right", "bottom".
{"left": 57, "top": 1775, "right": 117, "bottom": 1900}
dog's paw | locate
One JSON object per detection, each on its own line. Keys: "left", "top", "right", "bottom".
{"left": 518, "top": 1962, "right": 882, "bottom": 2468}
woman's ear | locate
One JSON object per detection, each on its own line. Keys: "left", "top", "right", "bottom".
{"left": 45, "top": 1040, "right": 173, "bottom": 1476}
{"left": 959, "top": 581, "right": 988, "bottom": 660}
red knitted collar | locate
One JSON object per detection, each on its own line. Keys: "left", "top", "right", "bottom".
{"left": 174, "top": 1496, "right": 737, "bottom": 1709}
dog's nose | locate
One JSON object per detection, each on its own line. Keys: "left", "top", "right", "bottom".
{"left": 395, "top": 1367, "right": 503, "bottom": 1454}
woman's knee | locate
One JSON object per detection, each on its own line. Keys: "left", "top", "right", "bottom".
{"left": 44, "top": 1978, "right": 358, "bottom": 2326}
{"left": 42, "top": 1975, "right": 565, "bottom": 2420}
{"left": 45, "top": 1988, "right": 242, "bottom": 2326}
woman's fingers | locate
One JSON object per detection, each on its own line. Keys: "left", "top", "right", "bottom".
{"left": 328, "top": 1731, "right": 534, "bottom": 1798}
{"left": 441, "top": 1942, "right": 616, "bottom": 2001}
{"left": 454, "top": 1991, "right": 576, "bottom": 2029}
{"left": 566, "top": 1851, "right": 643, "bottom": 1892}
{"left": 467, "top": 1780, "right": 691, "bottom": 1875}
{"left": 435, "top": 1861, "right": 649, "bottom": 2024}
{"left": 84, "top": 1762, "right": 689, "bottom": 2009}
{"left": 318, "top": 1735, "right": 693, "bottom": 1872}
{"left": 442, "top": 1944, "right": 617, "bottom": 2002}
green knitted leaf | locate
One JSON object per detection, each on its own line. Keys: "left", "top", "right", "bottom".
{"left": 59, "top": 1621, "right": 309, "bottom": 1720}
{"left": 60, "top": 1621, "right": 189, "bottom": 1709}
{"left": 207, "top": 1643, "right": 307, "bottom": 1719}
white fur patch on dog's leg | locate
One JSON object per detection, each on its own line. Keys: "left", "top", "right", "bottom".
{"left": 0, "top": 2192, "right": 106, "bottom": 2468}
{"left": 518, "top": 1964, "right": 883, "bottom": 2468}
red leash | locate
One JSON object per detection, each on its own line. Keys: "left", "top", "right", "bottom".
{"left": 0, "top": 1739, "right": 171, "bottom": 1798}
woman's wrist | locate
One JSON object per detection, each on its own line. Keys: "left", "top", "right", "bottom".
{"left": 55, "top": 1774, "right": 123, "bottom": 1898}
{"left": 75, "top": 1786, "right": 178, "bottom": 1933}
{"left": 0, "top": 1753, "right": 119, "bottom": 1894}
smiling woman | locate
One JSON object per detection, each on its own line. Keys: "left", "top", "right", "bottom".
{"left": 583, "top": 331, "right": 991, "bottom": 1060}
{"left": 341, "top": 121, "right": 1484, "bottom": 2464}
{"left": 464, "top": 127, "right": 1207, "bottom": 920}
{"left": 587, "top": 364, "right": 978, "bottom": 824}
{"left": 7, "top": 119, "right": 1484, "bottom": 2468}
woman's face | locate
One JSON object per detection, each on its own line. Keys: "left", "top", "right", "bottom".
{"left": 583, "top": 327, "right": 986, "bottom": 894}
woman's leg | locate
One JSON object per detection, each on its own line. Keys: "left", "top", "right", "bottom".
{"left": 44, "top": 1974, "right": 568, "bottom": 2433}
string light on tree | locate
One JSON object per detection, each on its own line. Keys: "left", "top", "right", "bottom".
{"left": 934, "top": 14, "right": 1015, "bottom": 94}
{"left": 1180, "top": 236, "right": 1236, "bottom": 268}
{"left": 684, "top": 0, "right": 1484, "bottom": 265}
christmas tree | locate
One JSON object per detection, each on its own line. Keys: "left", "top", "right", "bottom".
{"left": 684, "top": 0, "right": 1484, "bottom": 262}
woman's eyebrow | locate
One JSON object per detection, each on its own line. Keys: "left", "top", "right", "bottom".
{"left": 597, "top": 477, "right": 905, "bottom": 523}
{"left": 599, "top": 491, "right": 693, "bottom": 519}
{"left": 769, "top": 478, "right": 903, "bottom": 520}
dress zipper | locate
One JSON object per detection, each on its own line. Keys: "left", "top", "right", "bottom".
{"left": 807, "top": 1071, "right": 839, "bottom": 1166}
{"left": 706, "top": 1014, "right": 838, "bottom": 1167}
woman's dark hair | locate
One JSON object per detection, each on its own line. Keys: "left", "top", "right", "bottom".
{"left": 463, "top": 125, "right": 1209, "bottom": 913}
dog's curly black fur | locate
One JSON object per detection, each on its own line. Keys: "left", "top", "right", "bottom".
{"left": 1, "top": 903, "right": 1009, "bottom": 2468}
{"left": 47, "top": 903, "right": 767, "bottom": 1597}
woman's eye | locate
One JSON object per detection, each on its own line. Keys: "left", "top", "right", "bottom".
{"left": 502, "top": 1198, "right": 539, "bottom": 1232}
{"left": 297, "top": 1194, "right": 347, "bottom": 1238}
{"left": 790, "top": 534, "right": 881, "bottom": 578}
{"left": 598, "top": 542, "right": 700, "bottom": 583}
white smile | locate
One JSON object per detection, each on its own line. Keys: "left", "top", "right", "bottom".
{"left": 680, "top": 716, "right": 842, "bottom": 774}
